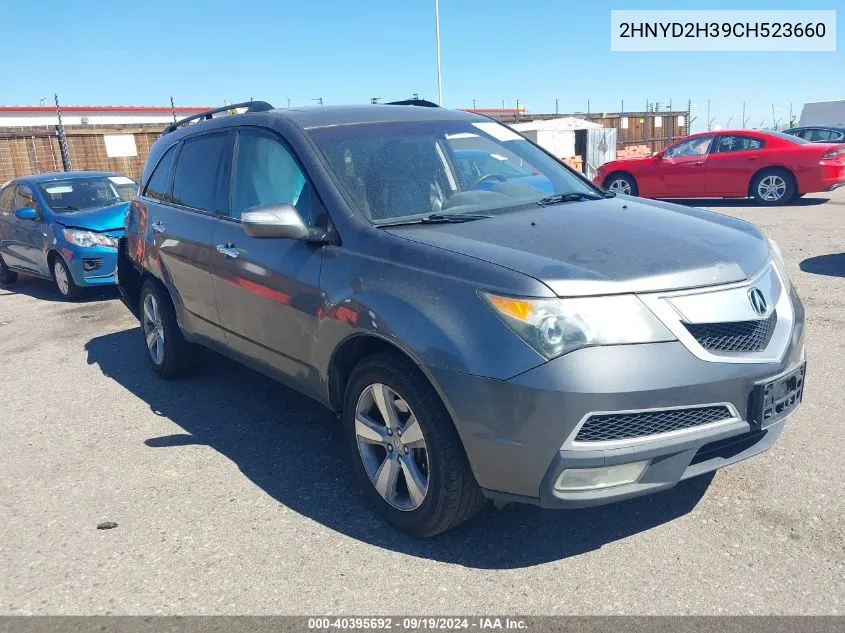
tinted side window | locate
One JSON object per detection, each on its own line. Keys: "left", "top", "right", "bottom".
{"left": 143, "top": 144, "right": 178, "bottom": 202}
{"left": 14, "top": 185, "right": 41, "bottom": 213}
{"left": 0, "top": 185, "right": 15, "bottom": 213}
{"left": 665, "top": 136, "right": 714, "bottom": 158}
{"left": 807, "top": 129, "right": 833, "bottom": 142}
{"left": 172, "top": 132, "right": 232, "bottom": 214}
{"left": 715, "top": 135, "right": 765, "bottom": 153}
{"left": 231, "top": 130, "right": 314, "bottom": 222}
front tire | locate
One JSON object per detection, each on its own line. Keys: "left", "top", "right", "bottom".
{"left": 51, "top": 255, "right": 81, "bottom": 300}
{"left": 603, "top": 172, "right": 638, "bottom": 196}
{"left": 343, "top": 352, "right": 485, "bottom": 537}
{"left": 0, "top": 255, "right": 18, "bottom": 285}
{"left": 139, "top": 278, "right": 197, "bottom": 379}
{"left": 751, "top": 169, "right": 795, "bottom": 205}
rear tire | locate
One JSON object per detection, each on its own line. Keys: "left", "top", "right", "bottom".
{"left": 139, "top": 278, "right": 197, "bottom": 379}
{"left": 603, "top": 172, "right": 638, "bottom": 196}
{"left": 751, "top": 169, "right": 795, "bottom": 206}
{"left": 0, "top": 255, "right": 18, "bottom": 285}
{"left": 51, "top": 255, "right": 81, "bottom": 300}
{"left": 343, "top": 351, "right": 485, "bottom": 537}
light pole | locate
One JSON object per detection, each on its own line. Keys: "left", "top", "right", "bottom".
{"left": 435, "top": 0, "right": 442, "bottom": 105}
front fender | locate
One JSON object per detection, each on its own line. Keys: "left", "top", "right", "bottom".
{"left": 315, "top": 248, "right": 548, "bottom": 382}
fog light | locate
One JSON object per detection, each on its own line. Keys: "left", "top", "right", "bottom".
{"left": 554, "top": 460, "right": 649, "bottom": 492}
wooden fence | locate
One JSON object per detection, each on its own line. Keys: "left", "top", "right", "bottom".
{"left": 0, "top": 124, "right": 166, "bottom": 184}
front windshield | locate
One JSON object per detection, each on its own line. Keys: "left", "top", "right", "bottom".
{"left": 308, "top": 119, "right": 597, "bottom": 224}
{"left": 37, "top": 175, "right": 137, "bottom": 212}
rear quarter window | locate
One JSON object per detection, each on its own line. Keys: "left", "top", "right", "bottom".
{"left": 143, "top": 144, "right": 178, "bottom": 202}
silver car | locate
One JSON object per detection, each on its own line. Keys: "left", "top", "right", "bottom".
{"left": 118, "top": 101, "right": 806, "bottom": 536}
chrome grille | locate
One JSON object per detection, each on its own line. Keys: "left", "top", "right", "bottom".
{"left": 683, "top": 313, "right": 777, "bottom": 353}
{"left": 575, "top": 405, "right": 734, "bottom": 443}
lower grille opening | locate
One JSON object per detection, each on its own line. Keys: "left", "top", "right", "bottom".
{"left": 684, "top": 312, "right": 777, "bottom": 353}
{"left": 574, "top": 405, "right": 734, "bottom": 443}
{"left": 82, "top": 258, "right": 103, "bottom": 272}
{"left": 690, "top": 430, "right": 767, "bottom": 465}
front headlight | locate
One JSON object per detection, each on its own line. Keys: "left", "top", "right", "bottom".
{"left": 767, "top": 238, "right": 793, "bottom": 290}
{"left": 62, "top": 229, "right": 118, "bottom": 249}
{"left": 480, "top": 292, "right": 675, "bottom": 359}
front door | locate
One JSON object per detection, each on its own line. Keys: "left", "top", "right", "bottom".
{"left": 210, "top": 128, "right": 324, "bottom": 383}
{"left": 706, "top": 134, "right": 766, "bottom": 196}
{"left": 13, "top": 184, "right": 49, "bottom": 275}
{"left": 654, "top": 135, "right": 715, "bottom": 197}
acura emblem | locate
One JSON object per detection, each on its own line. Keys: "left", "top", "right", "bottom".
{"left": 748, "top": 287, "right": 768, "bottom": 316}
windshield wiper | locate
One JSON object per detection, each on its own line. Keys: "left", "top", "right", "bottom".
{"left": 376, "top": 213, "right": 492, "bottom": 227}
{"left": 51, "top": 205, "right": 82, "bottom": 211}
{"left": 536, "top": 192, "right": 603, "bottom": 206}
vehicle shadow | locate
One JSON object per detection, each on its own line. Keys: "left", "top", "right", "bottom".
{"left": 800, "top": 253, "right": 845, "bottom": 278}
{"left": 0, "top": 274, "right": 119, "bottom": 303}
{"left": 666, "top": 196, "right": 828, "bottom": 207}
{"left": 85, "top": 327, "right": 714, "bottom": 569}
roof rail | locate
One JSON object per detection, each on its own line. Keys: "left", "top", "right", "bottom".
{"left": 163, "top": 100, "right": 274, "bottom": 134}
{"left": 386, "top": 99, "right": 440, "bottom": 108}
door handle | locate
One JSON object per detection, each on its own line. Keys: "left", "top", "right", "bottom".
{"left": 693, "top": 161, "right": 703, "bottom": 166}
{"left": 216, "top": 244, "right": 240, "bottom": 259}
{"left": 747, "top": 156, "right": 760, "bottom": 161}
{"left": 151, "top": 221, "right": 166, "bottom": 234}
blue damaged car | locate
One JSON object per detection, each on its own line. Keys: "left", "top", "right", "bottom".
{"left": 0, "top": 171, "right": 137, "bottom": 299}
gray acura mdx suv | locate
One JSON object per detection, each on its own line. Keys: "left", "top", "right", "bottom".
{"left": 118, "top": 101, "right": 805, "bottom": 536}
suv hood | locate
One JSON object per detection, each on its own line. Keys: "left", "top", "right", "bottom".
{"left": 52, "top": 201, "right": 129, "bottom": 232}
{"left": 384, "top": 197, "right": 769, "bottom": 296}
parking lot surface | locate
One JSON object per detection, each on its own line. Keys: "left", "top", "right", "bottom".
{"left": 1, "top": 191, "right": 844, "bottom": 615}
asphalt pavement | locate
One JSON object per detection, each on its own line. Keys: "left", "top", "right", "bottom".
{"left": 1, "top": 191, "right": 843, "bottom": 615}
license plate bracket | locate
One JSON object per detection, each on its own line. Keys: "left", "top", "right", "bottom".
{"left": 749, "top": 362, "right": 806, "bottom": 427}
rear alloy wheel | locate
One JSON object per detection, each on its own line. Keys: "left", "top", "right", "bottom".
{"left": 604, "top": 173, "right": 638, "bottom": 196}
{"left": 344, "top": 352, "right": 486, "bottom": 537}
{"left": 751, "top": 170, "right": 795, "bottom": 206}
{"left": 139, "top": 279, "right": 197, "bottom": 379}
{"left": 51, "top": 256, "right": 81, "bottom": 300}
{"left": 0, "top": 255, "right": 18, "bottom": 285}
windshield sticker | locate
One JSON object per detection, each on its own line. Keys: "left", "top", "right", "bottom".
{"left": 44, "top": 186, "right": 73, "bottom": 194}
{"left": 472, "top": 122, "right": 523, "bottom": 142}
{"left": 489, "top": 154, "right": 509, "bottom": 161}
{"left": 108, "top": 176, "right": 136, "bottom": 185}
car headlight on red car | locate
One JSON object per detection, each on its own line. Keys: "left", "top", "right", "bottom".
{"left": 62, "top": 228, "right": 118, "bottom": 249}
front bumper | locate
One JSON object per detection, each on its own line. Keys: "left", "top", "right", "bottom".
{"left": 429, "top": 296, "right": 805, "bottom": 508}
{"left": 59, "top": 245, "right": 119, "bottom": 287}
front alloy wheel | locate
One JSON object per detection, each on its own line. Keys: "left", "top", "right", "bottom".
{"left": 52, "top": 256, "right": 80, "bottom": 300}
{"left": 355, "top": 383, "right": 429, "bottom": 511}
{"left": 344, "top": 352, "right": 486, "bottom": 537}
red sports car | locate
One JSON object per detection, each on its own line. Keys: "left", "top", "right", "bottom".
{"left": 594, "top": 129, "right": 845, "bottom": 205}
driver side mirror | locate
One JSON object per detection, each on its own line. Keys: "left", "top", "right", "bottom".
{"left": 14, "top": 207, "right": 38, "bottom": 220}
{"left": 240, "top": 203, "right": 326, "bottom": 242}
{"left": 653, "top": 150, "right": 665, "bottom": 159}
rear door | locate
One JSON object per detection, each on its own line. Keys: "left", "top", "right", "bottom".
{"left": 655, "top": 135, "right": 714, "bottom": 196}
{"left": 210, "top": 127, "right": 324, "bottom": 382}
{"left": 705, "top": 134, "right": 766, "bottom": 196}
{"left": 140, "top": 131, "right": 232, "bottom": 337}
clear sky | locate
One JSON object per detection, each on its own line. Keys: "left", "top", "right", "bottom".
{"left": 4, "top": 0, "right": 841, "bottom": 131}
